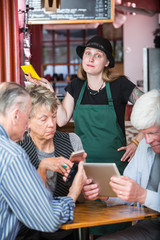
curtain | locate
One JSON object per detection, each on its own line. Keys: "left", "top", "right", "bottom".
{"left": 0, "top": 0, "right": 20, "bottom": 83}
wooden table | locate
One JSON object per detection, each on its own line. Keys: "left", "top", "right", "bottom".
{"left": 61, "top": 201, "right": 160, "bottom": 240}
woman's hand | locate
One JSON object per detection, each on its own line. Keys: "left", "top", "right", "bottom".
{"left": 117, "top": 142, "right": 137, "bottom": 162}
{"left": 68, "top": 162, "right": 87, "bottom": 202}
{"left": 25, "top": 73, "right": 54, "bottom": 93}
{"left": 39, "top": 157, "right": 73, "bottom": 175}
{"left": 38, "top": 157, "right": 73, "bottom": 184}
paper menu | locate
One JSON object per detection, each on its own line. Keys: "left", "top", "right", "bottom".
{"left": 21, "top": 64, "right": 40, "bottom": 80}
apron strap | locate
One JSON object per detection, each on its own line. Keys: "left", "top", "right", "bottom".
{"left": 75, "top": 80, "right": 87, "bottom": 108}
{"left": 73, "top": 81, "right": 87, "bottom": 120}
{"left": 105, "top": 82, "right": 114, "bottom": 106}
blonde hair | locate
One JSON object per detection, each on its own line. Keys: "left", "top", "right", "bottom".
{"left": 77, "top": 62, "right": 121, "bottom": 82}
{"left": 26, "top": 85, "right": 59, "bottom": 118}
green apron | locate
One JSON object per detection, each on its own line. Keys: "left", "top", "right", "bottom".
{"left": 73, "top": 81, "right": 131, "bottom": 235}
{"left": 73, "top": 81, "right": 127, "bottom": 174}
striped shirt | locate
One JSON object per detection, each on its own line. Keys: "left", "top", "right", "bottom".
{"left": 0, "top": 125, "right": 75, "bottom": 240}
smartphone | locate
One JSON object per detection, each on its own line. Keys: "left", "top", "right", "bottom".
{"left": 65, "top": 162, "right": 79, "bottom": 187}
{"left": 69, "top": 149, "right": 85, "bottom": 162}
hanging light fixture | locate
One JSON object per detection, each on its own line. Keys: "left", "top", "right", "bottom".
{"left": 41, "top": 0, "right": 61, "bottom": 13}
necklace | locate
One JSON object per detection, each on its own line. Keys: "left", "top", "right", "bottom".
{"left": 87, "top": 82, "right": 104, "bottom": 96}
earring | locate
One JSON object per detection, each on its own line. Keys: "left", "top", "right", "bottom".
{"left": 26, "top": 128, "right": 30, "bottom": 136}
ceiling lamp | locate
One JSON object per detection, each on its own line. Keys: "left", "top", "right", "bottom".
{"left": 41, "top": 0, "right": 61, "bottom": 13}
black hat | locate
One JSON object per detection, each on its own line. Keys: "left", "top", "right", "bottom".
{"left": 76, "top": 36, "right": 115, "bottom": 68}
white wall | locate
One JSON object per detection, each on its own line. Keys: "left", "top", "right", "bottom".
{"left": 123, "top": 14, "right": 159, "bottom": 86}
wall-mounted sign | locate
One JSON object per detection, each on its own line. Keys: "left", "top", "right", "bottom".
{"left": 27, "top": 0, "right": 114, "bottom": 24}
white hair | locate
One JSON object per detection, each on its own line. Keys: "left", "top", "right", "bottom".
{"left": 131, "top": 89, "right": 160, "bottom": 130}
{"left": 0, "top": 82, "right": 30, "bottom": 116}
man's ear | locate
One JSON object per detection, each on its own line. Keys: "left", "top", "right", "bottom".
{"left": 11, "top": 108, "right": 20, "bottom": 125}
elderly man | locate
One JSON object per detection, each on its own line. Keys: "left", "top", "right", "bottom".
{"left": 83, "top": 89, "right": 160, "bottom": 240}
{"left": 0, "top": 82, "right": 86, "bottom": 240}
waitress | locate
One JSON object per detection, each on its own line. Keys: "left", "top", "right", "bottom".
{"left": 57, "top": 36, "right": 143, "bottom": 174}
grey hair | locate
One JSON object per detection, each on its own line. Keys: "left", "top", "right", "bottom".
{"left": 0, "top": 82, "right": 30, "bottom": 115}
{"left": 25, "top": 84, "right": 58, "bottom": 118}
{"left": 131, "top": 89, "right": 160, "bottom": 130}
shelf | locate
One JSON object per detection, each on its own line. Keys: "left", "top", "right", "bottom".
{"left": 50, "top": 80, "right": 70, "bottom": 83}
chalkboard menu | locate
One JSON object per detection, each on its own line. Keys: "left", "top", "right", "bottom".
{"left": 27, "top": 0, "right": 113, "bottom": 24}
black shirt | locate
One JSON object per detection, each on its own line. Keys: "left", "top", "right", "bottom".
{"left": 65, "top": 76, "right": 135, "bottom": 135}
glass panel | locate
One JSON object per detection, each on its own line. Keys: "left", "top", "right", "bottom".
{"left": 70, "top": 65, "right": 79, "bottom": 77}
{"left": 43, "top": 65, "right": 54, "bottom": 79}
{"left": 43, "top": 44, "right": 67, "bottom": 64}
{"left": 109, "top": 40, "right": 123, "bottom": 62}
{"left": 54, "top": 65, "right": 68, "bottom": 79}
{"left": 43, "top": 41, "right": 53, "bottom": 47}
{"left": 86, "top": 29, "right": 98, "bottom": 41}
{"left": 70, "top": 42, "right": 82, "bottom": 64}
{"left": 43, "top": 46, "right": 54, "bottom": 64}
{"left": 114, "top": 40, "right": 123, "bottom": 62}
{"left": 54, "top": 30, "right": 67, "bottom": 41}
{"left": 54, "top": 42, "right": 67, "bottom": 63}
{"left": 70, "top": 30, "right": 84, "bottom": 40}
{"left": 43, "top": 30, "right": 53, "bottom": 41}
{"left": 43, "top": 65, "right": 68, "bottom": 81}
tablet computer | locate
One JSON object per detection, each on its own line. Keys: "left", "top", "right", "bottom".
{"left": 84, "top": 163, "right": 121, "bottom": 197}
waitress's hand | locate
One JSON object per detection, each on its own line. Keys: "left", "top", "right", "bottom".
{"left": 25, "top": 73, "right": 54, "bottom": 93}
{"left": 117, "top": 142, "right": 137, "bottom": 162}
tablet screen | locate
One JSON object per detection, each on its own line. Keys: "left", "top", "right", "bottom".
{"left": 84, "top": 163, "right": 121, "bottom": 197}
